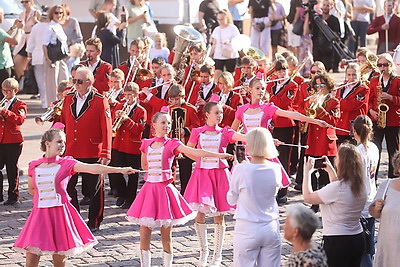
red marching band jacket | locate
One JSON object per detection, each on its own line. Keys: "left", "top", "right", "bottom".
{"left": 368, "top": 75, "right": 400, "bottom": 127}
{"left": 112, "top": 102, "right": 147, "bottom": 154}
{"left": 61, "top": 89, "right": 112, "bottom": 159}
{"left": 294, "top": 82, "right": 314, "bottom": 114}
{"left": 335, "top": 81, "right": 370, "bottom": 135}
{"left": 188, "top": 82, "right": 220, "bottom": 124}
{"left": 0, "top": 98, "right": 27, "bottom": 144}
{"left": 81, "top": 60, "right": 112, "bottom": 95}
{"left": 266, "top": 78, "right": 298, "bottom": 128}
{"left": 306, "top": 96, "right": 340, "bottom": 156}
{"left": 217, "top": 91, "right": 243, "bottom": 127}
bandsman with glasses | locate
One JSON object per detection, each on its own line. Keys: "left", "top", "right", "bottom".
{"left": 60, "top": 67, "right": 112, "bottom": 233}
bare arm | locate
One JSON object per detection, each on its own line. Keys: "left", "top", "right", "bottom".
{"left": 275, "top": 108, "right": 331, "bottom": 127}
{"left": 198, "top": 11, "right": 206, "bottom": 32}
{"left": 73, "top": 162, "right": 137, "bottom": 175}
{"left": 369, "top": 199, "right": 384, "bottom": 218}
{"left": 232, "top": 132, "right": 246, "bottom": 143}
{"left": 231, "top": 118, "right": 241, "bottom": 131}
{"left": 28, "top": 176, "right": 34, "bottom": 196}
{"left": 177, "top": 144, "right": 233, "bottom": 160}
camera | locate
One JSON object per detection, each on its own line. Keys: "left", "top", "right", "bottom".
{"left": 314, "top": 157, "right": 326, "bottom": 169}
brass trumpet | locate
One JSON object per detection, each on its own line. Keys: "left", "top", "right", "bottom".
{"left": 35, "top": 99, "right": 64, "bottom": 125}
{"left": 112, "top": 101, "right": 130, "bottom": 136}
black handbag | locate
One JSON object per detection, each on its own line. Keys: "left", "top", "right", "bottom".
{"left": 47, "top": 38, "right": 68, "bottom": 63}
{"left": 360, "top": 217, "right": 372, "bottom": 254}
{"left": 292, "top": 19, "right": 304, "bottom": 36}
{"left": 21, "top": 63, "right": 38, "bottom": 95}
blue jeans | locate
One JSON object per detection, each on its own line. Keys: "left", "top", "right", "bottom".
{"left": 349, "top": 21, "right": 369, "bottom": 53}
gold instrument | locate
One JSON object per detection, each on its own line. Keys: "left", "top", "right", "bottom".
{"left": 264, "top": 53, "right": 286, "bottom": 80}
{"left": 136, "top": 68, "right": 153, "bottom": 81}
{"left": 172, "top": 25, "right": 204, "bottom": 83}
{"left": 0, "top": 97, "right": 7, "bottom": 108}
{"left": 106, "top": 87, "right": 116, "bottom": 101}
{"left": 360, "top": 51, "right": 378, "bottom": 82}
{"left": 112, "top": 101, "right": 131, "bottom": 136}
{"left": 35, "top": 99, "right": 64, "bottom": 125}
{"left": 300, "top": 92, "right": 330, "bottom": 133}
{"left": 376, "top": 71, "right": 389, "bottom": 129}
{"left": 173, "top": 110, "right": 185, "bottom": 159}
{"left": 290, "top": 56, "right": 310, "bottom": 80}
{"left": 196, "top": 83, "right": 205, "bottom": 110}
{"left": 231, "top": 34, "right": 265, "bottom": 60}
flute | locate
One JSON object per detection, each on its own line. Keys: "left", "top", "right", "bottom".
{"left": 279, "top": 143, "right": 309, "bottom": 149}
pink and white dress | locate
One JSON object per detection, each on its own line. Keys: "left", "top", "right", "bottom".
{"left": 13, "top": 156, "right": 97, "bottom": 256}
{"left": 126, "top": 136, "right": 196, "bottom": 228}
{"left": 184, "top": 125, "right": 236, "bottom": 215}
{"left": 235, "top": 102, "right": 291, "bottom": 187}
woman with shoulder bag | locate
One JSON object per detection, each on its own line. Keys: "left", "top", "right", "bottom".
{"left": 211, "top": 9, "right": 240, "bottom": 80}
{"left": 42, "top": 5, "right": 69, "bottom": 107}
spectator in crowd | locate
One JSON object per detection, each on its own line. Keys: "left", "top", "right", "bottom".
{"left": 270, "top": 0, "right": 286, "bottom": 58}
{"left": 349, "top": 0, "right": 375, "bottom": 54}
{"left": 228, "top": 0, "right": 247, "bottom": 33}
{"left": 26, "top": 14, "right": 49, "bottom": 108}
{"left": 284, "top": 204, "right": 328, "bottom": 267}
{"left": 149, "top": 32, "right": 170, "bottom": 61}
{"left": 211, "top": 9, "right": 240, "bottom": 79}
{"left": 0, "top": 8, "right": 23, "bottom": 99}
{"left": 303, "top": 143, "right": 367, "bottom": 267}
{"left": 248, "top": 0, "right": 272, "bottom": 57}
{"left": 287, "top": 0, "right": 302, "bottom": 58}
{"left": 13, "top": 0, "right": 41, "bottom": 80}
{"left": 367, "top": 0, "right": 400, "bottom": 54}
{"left": 96, "top": 12, "right": 125, "bottom": 68}
{"left": 198, "top": 0, "right": 220, "bottom": 44}
{"left": 61, "top": 4, "right": 83, "bottom": 48}
{"left": 66, "top": 43, "right": 85, "bottom": 77}
{"left": 126, "top": 0, "right": 150, "bottom": 50}
{"left": 42, "top": 5, "right": 69, "bottom": 107}
{"left": 369, "top": 151, "right": 400, "bottom": 267}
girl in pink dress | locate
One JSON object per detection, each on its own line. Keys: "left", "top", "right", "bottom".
{"left": 13, "top": 126, "right": 136, "bottom": 267}
{"left": 125, "top": 110, "right": 232, "bottom": 267}
{"left": 184, "top": 101, "right": 247, "bottom": 267}
{"left": 231, "top": 77, "right": 330, "bottom": 203}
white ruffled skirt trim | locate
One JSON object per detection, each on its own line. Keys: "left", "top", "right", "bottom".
{"left": 125, "top": 213, "right": 197, "bottom": 229}
{"left": 189, "top": 203, "right": 234, "bottom": 216}
{"left": 13, "top": 240, "right": 98, "bottom": 256}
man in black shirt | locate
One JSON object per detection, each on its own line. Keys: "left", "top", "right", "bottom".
{"left": 198, "top": 0, "right": 220, "bottom": 44}
{"left": 309, "top": 0, "right": 341, "bottom": 72}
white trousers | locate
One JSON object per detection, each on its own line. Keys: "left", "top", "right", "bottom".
{"left": 233, "top": 219, "right": 281, "bottom": 267}
{"left": 33, "top": 64, "right": 47, "bottom": 108}
{"left": 250, "top": 17, "right": 271, "bottom": 57}
{"left": 43, "top": 60, "right": 68, "bottom": 107}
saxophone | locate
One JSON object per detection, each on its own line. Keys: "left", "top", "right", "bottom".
{"left": 300, "top": 91, "right": 330, "bottom": 133}
{"left": 376, "top": 72, "right": 389, "bottom": 129}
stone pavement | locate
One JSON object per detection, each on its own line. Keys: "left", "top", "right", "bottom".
{"left": 0, "top": 72, "right": 389, "bottom": 266}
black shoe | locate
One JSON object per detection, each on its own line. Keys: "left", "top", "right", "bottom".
{"left": 116, "top": 197, "right": 125, "bottom": 207}
{"left": 311, "top": 205, "right": 319, "bottom": 213}
{"left": 276, "top": 195, "right": 288, "bottom": 204}
{"left": 4, "top": 199, "right": 17, "bottom": 205}
{"left": 89, "top": 226, "right": 100, "bottom": 233}
{"left": 121, "top": 202, "right": 132, "bottom": 209}
{"left": 80, "top": 196, "right": 91, "bottom": 206}
{"left": 294, "top": 183, "right": 302, "bottom": 192}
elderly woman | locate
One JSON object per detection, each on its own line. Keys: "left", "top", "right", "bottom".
{"left": 303, "top": 143, "right": 367, "bottom": 266}
{"left": 228, "top": 127, "right": 282, "bottom": 267}
{"left": 284, "top": 204, "right": 328, "bottom": 266}
{"left": 369, "top": 151, "right": 400, "bottom": 267}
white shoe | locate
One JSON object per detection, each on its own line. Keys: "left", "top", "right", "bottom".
{"left": 209, "top": 224, "right": 225, "bottom": 267}
{"left": 163, "top": 252, "right": 173, "bottom": 267}
{"left": 140, "top": 250, "right": 151, "bottom": 267}
{"left": 195, "top": 222, "right": 209, "bottom": 267}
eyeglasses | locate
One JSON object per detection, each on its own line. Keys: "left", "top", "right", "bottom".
{"left": 377, "top": 63, "right": 390, "bottom": 67}
{"left": 310, "top": 70, "right": 321, "bottom": 74}
{"left": 314, "top": 84, "right": 327, "bottom": 89}
{"left": 2, "top": 89, "right": 14, "bottom": 93}
{"left": 72, "top": 79, "right": 88, "bottom": 85}
{"left": 54, "top": 11, "right": 64, "bottom": 15}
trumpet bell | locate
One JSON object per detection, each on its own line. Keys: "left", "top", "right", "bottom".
{"left": 242, "top": 46, "right": 265, "bottom": 60}
{"left": 136, "top": 69, "right": 153, "bottom": 81}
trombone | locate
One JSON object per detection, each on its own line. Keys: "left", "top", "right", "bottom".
{"left": 0, "top": 97, "right": 7, "bottom": 108}
{"left": 112, "top": 101, "right": 130, "bottom": 136}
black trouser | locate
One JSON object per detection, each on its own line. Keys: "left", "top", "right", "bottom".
{"left": 373, "top": 124, "right": 400, "bottom": 178}
{"left": 0, "top": 143, "right": 22, "bottom": 201}
{"left": 0, "top": 67, "right": 12, "bottom": 99}
{"left": 273, "top": 126, "right": 295, "bottom": 198}
{"left": 295, "top": 132, "right": 308, "bottom": 186}
{"left": 177, "top": 155, "right": 194, "bottom": 195}
{"left": 67, "top": 158, "right": 104, "bottom": 228}
{"left": 323, "top": 232, "right": 365, "bottom": 267}
{"left": 109, "top": 149, "right": 141, "bottom": 205}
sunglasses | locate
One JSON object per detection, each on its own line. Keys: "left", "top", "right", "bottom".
{"left": 377, "top": 63, "right": 390, "bottom": 67}
{"left": 314, "top": 84, "right": 326, "bottom": 89}
{"left": 20, "top": 1, "right": 29, "bottom": 3}
{"left": 72, "top": 79, "right": 88, "bottom": 85}
{"left": 310, "top": 70, "right": 321, "bottom": 74}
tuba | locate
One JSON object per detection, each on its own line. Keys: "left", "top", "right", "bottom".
{"left": 376, "top": 71, "right": 389, "bottom": 128}
{"left": 172, "top": 25, "right": 203, "bottom": 82}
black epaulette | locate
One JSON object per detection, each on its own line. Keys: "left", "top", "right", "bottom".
{"left": 66, "top": 91, "right": 75, "bottom": 96}
{"left": 94, "top": 92, "right": 104, "bottom": 98}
